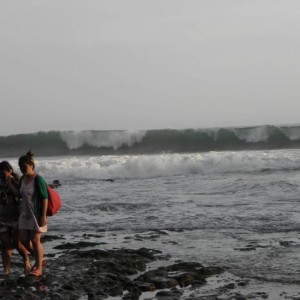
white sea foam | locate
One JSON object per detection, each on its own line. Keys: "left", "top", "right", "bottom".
{"left": 280, "top": 127, "right": 300, "bottom": 141}
{"left": 27, "top": 150, "right": 300, "bottom": 180}
{"left": 233, "top": 126, "right": 270, "bottom": 142}
{"left": 60, "top": 130, "right": 146, "bottom": 150}
{"left": 203, "top": 126, "right": 274, "bottom": 143}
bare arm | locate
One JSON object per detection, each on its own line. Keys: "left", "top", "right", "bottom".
{"left": 40, "top": 198, "right": 48, "bottom": 227}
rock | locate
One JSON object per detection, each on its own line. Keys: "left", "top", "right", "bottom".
{"left": 191, "top": 280, "right": 206, "bottom": 288}
{"left": 149, "top": 277, "right": 178, "bottom": 289}
{"left": 223, "top": 283, "right": 235, "bottom": 289}
{"left": 0, "top": 247, "right": 160, "bottom": 299}
{"left": 279, "top": 240, "right": 294, "bottom": 247}
{"left": 233, "top": 293, "right": 247, "bottom": 300}
{"left": 0, "top": 245, "right": 225, "bottom": 300}
{"left": 247, "top": 292, "right": 269, "bottom": 299}
{"left": 185, "top": 295, "right": 220, "bottom": 300}
{"left": 82, "top": 233, "right": 105, "bottom": 238}
{"left": 41, "top": 235, "right": 64, "bottom": 243}
{"left": 133, "top": 281, "right": 156, "bottom": 292}
{"left": 156, "top": 287, "right": 183, "bottom": 299}
{"left": 133, "top": 261, "right": 223, "bottom": 291}
{"left": 236, "top": 280, "right": 249, "bottom": 287}
{"left": 122, "top": 288, "right": 142, "bottom": 300}
{"left": 53, "top": 241, "right": 100, "bottom": 249}
{"left": 234, "top": 246, "right": 256, "bottom": 251}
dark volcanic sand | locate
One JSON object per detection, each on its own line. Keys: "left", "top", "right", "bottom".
{"left": 0, "top": 233, "right": 299, "bottom": 300}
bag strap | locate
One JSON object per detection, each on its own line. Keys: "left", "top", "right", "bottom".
{"left": 34, "top": 175, "right": 42, "bottom": 199}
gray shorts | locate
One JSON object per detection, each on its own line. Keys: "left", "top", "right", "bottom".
{"left": 0, "top": 221, "right": 18, "bottom": 233}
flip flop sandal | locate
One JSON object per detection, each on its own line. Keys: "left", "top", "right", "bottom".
{"left": 31, "top": 259, "right": 46, "bottom": 271}
{"left": 30, "top": 269, "right": 42, "bottom": 277}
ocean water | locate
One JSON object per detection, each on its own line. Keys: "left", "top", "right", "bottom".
{"left": 3, "top": 148, "right": 300, "bottom": 298}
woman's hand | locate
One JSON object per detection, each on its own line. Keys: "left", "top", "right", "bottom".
{"left": 6, "top": 176, "right": 19, "bottom": 196}
{"left": 6, "top": 175, "right": 13, "bottom": 185}
{"left": 40, "top": 215, "right": 47, "bottom": 227}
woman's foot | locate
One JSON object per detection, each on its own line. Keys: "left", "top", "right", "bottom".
{"left": 31, "top": 259, "right": 46, "bottom": 272}
{"left": 24, "top": 260, "right": 31, "bottom": 274}
{"left": 29, "top": 268, "right": 42, "bottom": 277}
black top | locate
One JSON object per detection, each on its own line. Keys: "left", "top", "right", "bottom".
{"left": 0, "top": 174, "right": 20, "bottom": 222}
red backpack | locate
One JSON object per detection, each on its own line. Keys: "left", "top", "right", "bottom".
{"left": 46, "top": 185, "right": 61, "bottom": 216}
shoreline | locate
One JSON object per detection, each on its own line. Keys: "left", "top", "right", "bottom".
{"left": 1, "top": 233, "right": 300, "bottom": 299}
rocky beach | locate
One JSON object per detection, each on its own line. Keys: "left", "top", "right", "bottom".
{"left": 0, "top": 233, "right": 224, "bottom": 300}
{"left": 2, "top": 231, "right": 300, "bottom": 300}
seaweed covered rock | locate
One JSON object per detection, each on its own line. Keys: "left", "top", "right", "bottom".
{"left": 132, "top": 261, "right": 223, "bottom": 291}
{"left": 0, "top": 246, "right": 223, "bottom": 300}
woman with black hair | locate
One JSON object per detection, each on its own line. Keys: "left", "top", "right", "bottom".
{"left": 0, "top": 161, "right": 31, "bottom": 275}
{"left": 18, "top": 151, "right": 48, "bottom": 277}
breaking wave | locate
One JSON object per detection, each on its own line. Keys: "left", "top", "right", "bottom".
{"left": 60, "top": 130, "right": 145, "bottom": 150}
{"left": 1, "top": 125, "right": 300, "bottom": 157}
{"left": 13, "top": 150, "right": 300, "bottom": 180}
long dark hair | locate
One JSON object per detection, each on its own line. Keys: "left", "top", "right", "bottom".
{"left": 18, "top": 151, "right": 35, "bottom": 169}
{"left": 0, "top": 161, "right": 18, "bottom": 182}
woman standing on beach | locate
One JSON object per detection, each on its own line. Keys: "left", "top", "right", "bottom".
{"left": 18, "top": 151, "right": 48, "bottom": 277}
{"left": 0, "top": 161, "right": 31, "bottom": 275}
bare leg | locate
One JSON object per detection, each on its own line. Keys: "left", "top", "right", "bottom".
{"left": 28, "top": 240, "right": 34, "bottom": 255}
{"left": 11, "top": 229, "right": 31, "bottom": 273}
{"left": 18, "top": 229, "right": 31, "bottom": 251}
{"left": 0, "top": 231, "right": 12, "bottom": 275}
{"left": 30, "top": 231, "right": 43, "bottom": 275}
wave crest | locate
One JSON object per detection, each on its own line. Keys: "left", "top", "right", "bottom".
{"left": 60, "top": 130, "right": 146, "bottom": 150}
{"left": 30, "top": 150, "right": 300, "bottom": 180}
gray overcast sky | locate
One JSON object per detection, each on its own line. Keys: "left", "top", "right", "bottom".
{"left": 1, "top": 0, "right": 300, "bottom": 135}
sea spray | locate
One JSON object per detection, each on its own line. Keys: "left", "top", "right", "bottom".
{"left": 5, "top": 150, "right": 299, "bottom": 180}
{"left": 60, "top": 130, "right": 146, "bottom": 150}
